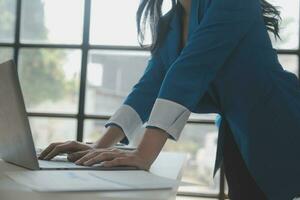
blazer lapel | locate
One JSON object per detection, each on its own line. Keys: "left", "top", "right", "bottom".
{"left": 165, "top": 4, "right": 182, "bottom": 66}
{"left": 164, "top": 0, "right": 203, "bottom": 67}
{"left": 188, "top": 0, "right": 200, "bottom": 38}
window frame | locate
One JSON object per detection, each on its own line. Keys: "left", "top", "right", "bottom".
{"left": 0, "top": 0, "right": 299, "bottom": 199}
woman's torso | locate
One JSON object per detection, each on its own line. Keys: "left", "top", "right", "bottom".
{"left": 160, "top": 1, "right": 300, "bottom": 198}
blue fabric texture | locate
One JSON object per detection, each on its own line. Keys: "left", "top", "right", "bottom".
{"left": 121, "top": 0, "right": 300, "bottom": 198}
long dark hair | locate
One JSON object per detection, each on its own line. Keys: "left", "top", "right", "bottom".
{"left": 137, "top": 0, "right": 281, "bottom": 52}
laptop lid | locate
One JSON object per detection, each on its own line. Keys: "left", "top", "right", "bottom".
{"left": 0, "top": 60, "right": 39, "bottom": 170}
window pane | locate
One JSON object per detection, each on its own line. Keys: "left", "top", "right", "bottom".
{"left": 83, "top": 119, "right": 106, "bottom": 143}
{"left": 269, "top": 0, "right": 299, "bottom": 49}
{"left": 90, "top": 0, "right": 140, "bottom": 46}
{"left": 29, "top": 117, "right": 76, "bottom": 149}
{"left": 164, "top": 123, "right": 219, "bottom": 194}
{"left": 0, "top": 47, "right": 14, "bottom": 63}
{"left": 0, "top": 0, "right": 16, "bottom": 43}
{"left": 20, "top": 0, "right": 84, "bottom": 44}
{"left": 18, "top": 48, "right": 81, "bottom": 114}
{"left": 85, "top": 50, "right": 149, "bottom": 115}
{"left": 277, "top": 54, "right": 298, "bottom": 76}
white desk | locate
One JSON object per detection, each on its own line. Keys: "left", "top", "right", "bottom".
{"left": 0, "top": 152, "right": 186, "bottom": 200}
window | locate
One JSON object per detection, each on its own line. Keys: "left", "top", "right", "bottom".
{"left": 89, "top": 0, "right": 140, "bottom": 46}
{"left": 85, "top": 50, "right": 149, "bottom": 115}
{"left": 0, "top": 0, "right": 16, "bottom": 43}
{"left": 0, "top": 0, "right": 298, "bottom": 199}
{"left": 18, "top": 48, "right": 81, "bottom": 113}
{"left": 164, "top": 122, "right": 220, "bottom": 195}
{"left": 269, "top": 0, "right": 299, "bottom": 50}
{"left": 20, "top": 0, "right": 84, "bottom": 44}
{"left": 29, "top": 117, "right": 77, "bottom": 149}
{"left": 0, "top": 47, "right": 13, "bottom": 63}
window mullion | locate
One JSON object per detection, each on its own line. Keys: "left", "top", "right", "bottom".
{"left": 77, "top": 0, "right": 92, "bottom": 142}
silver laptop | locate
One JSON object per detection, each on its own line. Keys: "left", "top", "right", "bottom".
{"left": 0, "top": 60, "right": 136, "bottom": 170}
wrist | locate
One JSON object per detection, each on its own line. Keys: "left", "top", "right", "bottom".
{"left": 135, "top": 128, "right": 168, "bottom": 167}
{"left": 94, "top": 125, "right": 126, "bottom": 148}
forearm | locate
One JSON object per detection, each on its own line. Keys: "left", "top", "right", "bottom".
{"left": 136, "top": 128, "right": 169, "bottom": 167}
{"left": 94, "top": 125, "right": 125, "bottom": 148}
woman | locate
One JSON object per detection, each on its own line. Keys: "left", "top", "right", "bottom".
{"left": 39, "top": 0, "right": 300, "bottom": 199}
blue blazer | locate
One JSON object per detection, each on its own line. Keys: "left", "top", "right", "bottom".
{"left": 122, "top": 0, "right": 300, "bottom": 198}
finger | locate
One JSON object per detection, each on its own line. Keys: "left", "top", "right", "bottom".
{"left": 67, "top": 150, "right": 90, "bottom": 162}
{"left": 38, "top": 142, "right": 62, "bottom": 159}
{"left": 43, "top": 143, "right": 73, "bottom": 160}
{"left": 83, "top": 152, "right": 118, "bottom": 166}
{"left": 75, "top": 151, "right": 99, "bottom": 165}
{"left": 102, "top": 157, "right": 147, "bottom": 170}
{"left": 75, "top": 148, "right": 115, "bottom": 165}
{"left": 71, "top": 141, "right": 92, "bottom": 151}
{"left": 62, "top": 141, "right": 83, "bottom": 152}
{"left": 101, "top": 157, "right": 135, "bottom": 168}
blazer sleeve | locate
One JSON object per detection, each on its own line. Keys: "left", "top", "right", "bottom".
{"left": 145, "top": 0, "right": 261, "bottom": 140}
{"left": 105, "top": 51, "right": 166, "bottom": 142}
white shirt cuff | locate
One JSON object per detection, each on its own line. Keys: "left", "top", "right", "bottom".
{"left": 145, "top": 98, "right": 191, "bottom": 141}
{"left": 105, "top": 105, "right": 143, "bottom": 142}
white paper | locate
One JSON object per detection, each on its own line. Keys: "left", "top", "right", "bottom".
{"left": 5, "top": 170, "right": 180, "bottom": 192}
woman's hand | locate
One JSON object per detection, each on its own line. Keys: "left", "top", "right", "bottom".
{"left": 38, "top": 126, "right": 168, "bottom": 171}
{"left": 38, "top": 125, "right": 126, "bottom": 162}
{"left": 75, "top": 128, "right": 169, "bottom": 170}
{"left": 74, "top": 148, "right": 151, "bottom": 170}
{"left": 38, "top": 141, "right": 93, "bottom": 161}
